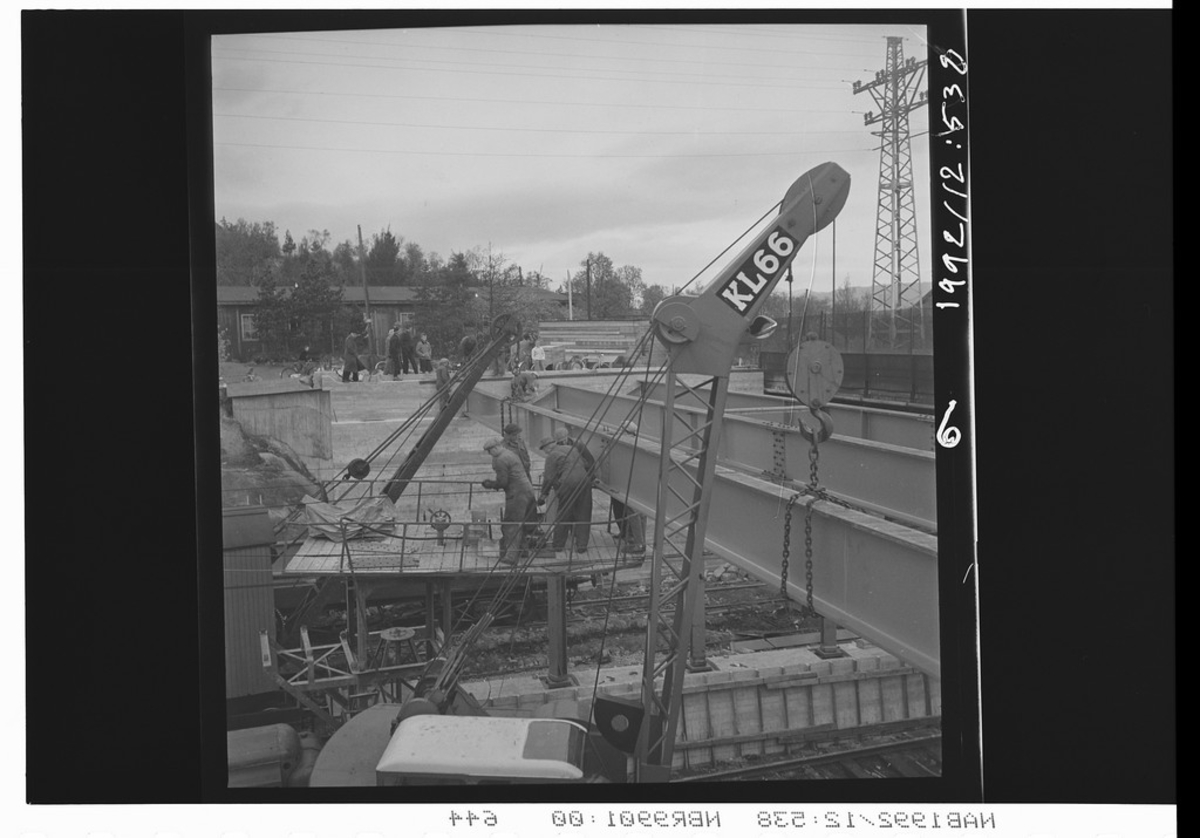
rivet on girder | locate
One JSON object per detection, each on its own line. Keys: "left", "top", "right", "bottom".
{"left": 771, "top": 429, "right": 788, "bottom": 480}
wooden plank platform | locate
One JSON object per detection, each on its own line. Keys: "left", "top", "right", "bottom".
{"left": 285, "top": 524, "right": 646, "bottom": 578}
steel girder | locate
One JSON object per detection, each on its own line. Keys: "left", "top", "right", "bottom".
{"left": 554, "top": 384, "right": 936, "bottom": 531}
{"left": 465, "top": 386, "right": 941, "bottom": 680}
{"left": 635, "top": 379, "right": 935, "bottom": 451}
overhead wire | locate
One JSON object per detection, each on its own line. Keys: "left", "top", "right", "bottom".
{"left": 214, "top": 141, "right": 881, "bottom": 159}
{"left": 214, "top": 44, "right": 868, "bottom": 83}
{"left": 212, "top": 53, "right": 850, "bottom": 92}
{"left": 248, "top": 31, "right": 876, "bottom": 73}
{"left": 212, "top": 86, "right": 864, "bottom": 115}
{"left": 214, "top": 111, "right": 867, "bottom": 138}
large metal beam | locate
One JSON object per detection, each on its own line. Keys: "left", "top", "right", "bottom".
{"left": 634, "top": 379, "right": 935, "bottom": 451}
{"left": 465, "top": 387, "right": 940, "bottom": 679}
{"left": 553, "top": 384, "right": 936, "bottom": 531}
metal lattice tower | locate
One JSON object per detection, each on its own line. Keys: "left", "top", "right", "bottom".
{"left": 853, "top": 37, "right": 928, "bottom": 350}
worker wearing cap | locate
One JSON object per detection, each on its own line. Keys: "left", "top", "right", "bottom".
{"left": 553, "top": 426, "right": 595, "bottom": 471}
{"left": 502, "top": 423, "right": 532, "bottom": 478}
{"left": 510, "top": 369, "right": 539, "bottom": 402}
{"left": 481, "top": 438, "right": 538, "bottom": 564}
{"left": 540, "top": 428, "right": 594, "bottom": 555}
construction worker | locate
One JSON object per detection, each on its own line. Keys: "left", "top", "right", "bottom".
{"left": 434, "top": 358, "right": 452, "bottom": 411}
{"left": 510, "top": 368, "right": 539, "bottom": 402}
{"left": 553, "top": 426, "right": 595, "bottom": 471}
{"left": 502, "top": 423, "right": 532, "bottom": 479}
{"left": 481, "top": 438, "right": 538, "bottom": 564}
{"left": 540, "top": 428, "right": 594, "bottom": 555}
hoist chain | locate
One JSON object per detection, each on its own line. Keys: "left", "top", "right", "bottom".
{"left": 780, "top": 493, "right": 801, "bottom": 603}
{"left": 780, "top": 434, "right": 822, "bottom": 615}
{"left": 803, "top": 437, "right": 820, "bottom": 615}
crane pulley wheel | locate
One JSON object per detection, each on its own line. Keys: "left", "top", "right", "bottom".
{"left": 786, "top": 339, "right": 844, "bottom": 410}
{"left": 346, "top": 458, "right": 371, "bottom": 480}
{"left": 491, "top": 313, "right": 522, "bottom": 340}
{"left": 650, "top": 299, "right": 700, "bottom": 345}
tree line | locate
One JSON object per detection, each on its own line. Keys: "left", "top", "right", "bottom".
{"left": 215, "top": 218, "right": 875, "bottom": 362}
{"left": 216, "top": 218, "right": 675, "bottom": 360}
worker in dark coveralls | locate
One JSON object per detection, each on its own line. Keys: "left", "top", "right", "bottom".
{"left": 539, "top": 428, "right": 594, "bottom": 555}
{"left": 553, "top": 426, "right": 595, "bottom": 470}
{"left": 341, "top": 331, "right": 363, "bottom": 382}
{"left": 434, "top": 358, "right": 452, "bottom": 411}
{"left": 481, "top": 438, "right": 538, "bottom": 564}
{"left": 458, "top": 332, "right": 478, "bottom": 366}
{"left": 397, "top": 327, "right": 416, "bottom": 375}
{"left": 387, "top": 324, "right": 404, "bottom": 380}
{"left": 502, "top": 422, "right": 532, "bottom": 478}
{"left": 510, "top": 369, "right": 539, "bottom": 402}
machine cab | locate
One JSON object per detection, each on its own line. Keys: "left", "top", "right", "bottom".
{"left": 376, "top": 714, "right": 588, "bottom": 785}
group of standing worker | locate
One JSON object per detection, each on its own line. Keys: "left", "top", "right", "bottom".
{"left": 480, "top": 423, "right": 645, "bottom": 565}
{"left": 385, "top": 325, "right": 435, "bottom": 379}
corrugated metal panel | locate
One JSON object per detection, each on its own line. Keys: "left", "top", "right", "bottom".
{"left": 223, "top": 505, "right": 277, "bottom": 549}
{"left": 225, "top": 542, "right": 278, "bottom": 699}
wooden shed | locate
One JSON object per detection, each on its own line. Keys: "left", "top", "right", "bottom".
{"left": 217, "top": 285, "right": 421, "bottom": 362}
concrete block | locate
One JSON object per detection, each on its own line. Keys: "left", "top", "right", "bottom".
{"left": 808, "top": 660, "right": 833, "bottom": 678}
{"left": 757, "top": 665, "right": 785, "bottom": 679}
{"left": 733, "top": 687, "right": 763, "bottom": 757}
{"left": 855, "top": 655, "right": 880, "bottom": 672}
{"left": 759, "top": 684, "right": 786, "bottom": 732}
{"left": 880, "top": 674, "right": 908, "bottom": 722}
{"left": 877, "top": 653, "right": 902, "bottom": 669}
{"left": 810, "top": 683, "right": 835, "bottom": 727}
{"left": 784, "top": 686, "right": 812, "bottom": 729}
{"left": 517, "top": 691, "right": 549, "bottom": 708}
{"left": 708, "top": 690, "right": 738, "bottom": 763}
{"left": 830, "top": 657, "right": 857, "bottom": 677}
{"left": 681, "top": 692, "right": 711, "bottom": 742}
{"left": 781, "top": 661, "right": 812, "bottom": 677}
{"left": 704, "top": 670, "right": 735, "bottom": 685}
{"left": 491, "top": 695, "right": 519, "bottom": 709}
{"left": 544, "top": 687, "right": 577, "bottom": 703}
{"left": 858, "top": 674, "right": 883, "bottom": 725}
{"left": 929, "top": 675, "right": 942, "bottom": 716}
{"left": 906, "top": 673, "right": 930, "bottom": 718}
{"left": 833, "top": 681, "right": 859, "bottom": 728}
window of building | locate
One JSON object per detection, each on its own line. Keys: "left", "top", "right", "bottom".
{"left": 240, "top": 314, "right": 258, "bottom": 340}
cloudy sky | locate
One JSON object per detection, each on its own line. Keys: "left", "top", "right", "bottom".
{"left": 211, "top": 21, "right": 932, "bottom": 297}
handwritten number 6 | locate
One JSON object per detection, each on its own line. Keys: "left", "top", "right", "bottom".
{"left": 937, "top": 400, "right": 961, "bottom": 448}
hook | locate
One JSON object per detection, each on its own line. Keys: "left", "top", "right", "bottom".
{"left": 797, "top": 405, "right": 834, "bottom": 444}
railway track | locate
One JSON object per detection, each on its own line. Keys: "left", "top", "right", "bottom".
{"left": 677, "top": 727, "right": 942, "bottom": 782}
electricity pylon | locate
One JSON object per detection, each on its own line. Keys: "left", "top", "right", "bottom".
{"left": 853, "top": 36, "right": 928, "bottom": 351}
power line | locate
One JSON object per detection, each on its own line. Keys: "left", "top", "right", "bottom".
{"left": 621, "top": 23, "right": 897, "bottom": 50}
{"left": 230, "top": 32, "right": 876, "bottom": 75}
{"left": 440, "top": 23, "right": 888, "bottom": 59}
{"left": 212, "top": 86, "right": 863, "bottom": 115}
{"left": 214, "top": 141, "right": 881, "bottom": 159}
{"left": 214, "top": 111, "right": 867, "bottom": 137}
{"left": 212, "top": 53, "right": 850, "bottom": 91}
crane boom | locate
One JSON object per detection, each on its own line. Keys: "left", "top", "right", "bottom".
{"left": 380, "top": 315, "right": 521, "bottom": 502}
{"left": 603, "top": 162, "right": 851, "bottom": 781}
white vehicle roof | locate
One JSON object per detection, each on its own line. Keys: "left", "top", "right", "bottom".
{"left": 376, "top": 715, "right": 586, "bottom": 781}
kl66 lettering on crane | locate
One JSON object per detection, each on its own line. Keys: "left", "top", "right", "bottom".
{"left": 718, "top": 229, "right": 797, "bottom": 315}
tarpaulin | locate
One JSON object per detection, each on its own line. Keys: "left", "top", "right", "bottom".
{"left": 302, "top": 495, "right": 398, "bottom": 540}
